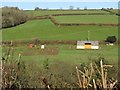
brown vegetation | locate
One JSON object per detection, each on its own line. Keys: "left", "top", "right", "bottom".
{"left": 22, "top": 47, "right": 59, "bottom": 56}
{"left": 1, "top": 43, "right": 119, "bottom": 89}
{"left": 2, "top": 40, "right": 110, "bottom": 46}
{"left": 75, "top": 60, "right": 118, "bottom": 89}
{"left": 2, "top": 7, "right": 28, "bottom": 28}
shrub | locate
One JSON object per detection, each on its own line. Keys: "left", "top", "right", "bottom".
{"left": 34, "top": 7, "right": 40, "bottom": 10}
{"left": 43, "top": 58, "right": 49, "bottom": 69}
{"left": 105, "top": 36, "right": 117, "bottom": 43}
{"left": 2, "top": 7, "right": 28, "bottom": 28}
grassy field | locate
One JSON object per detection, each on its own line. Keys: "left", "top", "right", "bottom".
{"left": 2, "top": 44, "right": 118, "bottom": 66}
{"left": 110, "top": 9, "right": 118, "bottom": 14}
{"left": 2, "top": 10, "right": 118, "bottom": 88}
{"left": 2, "top": 19, "right": 118, "bottom": 41}
{"left": 54, "top": 15, "right": 118, "bottom": 24}
{"left": 2, "top": 44, "right": 118, "bottom": 88}
{"left": 2, "top": 10, "right": 118, "bottom": 67}
{"left": 25, "top": 10, "right": 110, "bottom": 16}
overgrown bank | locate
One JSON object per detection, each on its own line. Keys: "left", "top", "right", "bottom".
{"left": 1, "top": 7, "right": 28, "bottom": 28}
{"left": 2, "top": 45, "right": 119, "bottom": 89}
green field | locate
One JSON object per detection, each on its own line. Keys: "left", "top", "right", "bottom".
{"left": 2, "top": 9, "right": 118, "bottom": 41}
{"left": 110, "top": 9, "right": 118, "bottom": 14}
{"left": 2, "top": 44, "right": 118, "bottom": 66}
{"left": 54, "top": 15, "right": 118, "bottom": 24}
{"left": 25, "top": 10, "right": 110, "bottom": 16}
{"left": 2, "top": 10, "right": 118, "bottom": 66}
{"left": 1, "top": 7, "right": 119, "bottom": 88}
{"left": 2, "top": 19, "right": 118, "bottom": 41}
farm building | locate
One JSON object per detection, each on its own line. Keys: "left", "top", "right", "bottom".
{"left": 76, "top": 41, "right": 99, "bottom": 49}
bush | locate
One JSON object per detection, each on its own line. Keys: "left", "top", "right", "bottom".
{"left": 34, "top": 7, "right": 40, "bottom": 10}
{"left": 43, "top": 58, "right": 49, "bottom": 69}
{"left": 105, "top": 36, "right": 117, "bottom": 43}
{"left": 2, "top": 7, "right": 28, "bottom": 28}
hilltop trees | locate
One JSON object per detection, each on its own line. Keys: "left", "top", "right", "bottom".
{"left": 2, "top": 7, "right": 28, "bottom": 28}
{"left": 34, "top": 7, "right": 40, "bottom": 10}
{"left": 77, "top": 7, "right": 80, "bottom": 10}
{"left": 84, "top": 6, "right": 87, "bottom": 10}
{"left": 69, "top": 6, "right": 74, "bottom": 10}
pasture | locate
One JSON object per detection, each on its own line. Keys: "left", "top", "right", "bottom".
{"left": 110, "top": 9, "right": 118, "bottom": 14}
{"left": 2, "top": 9, "right": 118, "bottom": 65}
{"left": 25, "top": 10, "right": 110, "bottom": 17}
{"left": 2, "top": 20, "right": 118, "bottom": 41}
{"left": 54, "top": 15, "right": 118, "bottom": 24}
{"left": 2, "top": 43, "right": 118, "bottom": 88}
{"left": 2, "top": 10, "right": 118, "bottom": 65}
{"left": 2, "top": 9, "right": 118, "bottom": 41}
{"left": 2, "top": 9, "right": 119, "bottom": 88}
{"left": 2, "top": 44, "right": 118, "bottom": 66}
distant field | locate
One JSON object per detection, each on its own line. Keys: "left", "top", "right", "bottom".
{"left": 54, "top": 15, "right": 118, "bottom": 24}
{"left": 2, "top": 10, "right": 118, "bottom": 41}
{"left": 2, "top": 10, "right": 118, "bottom": 83}
{"left": 2, "top": 20, "right": 118, "bottom": 41}
{"left": 110, "top": 9, "right": 118, "bottom": 14}
{"left": 25, "top": 10, "right": 110, "bottom": 16}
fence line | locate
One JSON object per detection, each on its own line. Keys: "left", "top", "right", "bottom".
{"left": 31, "top": 14, "right": 119, "bottom": 27}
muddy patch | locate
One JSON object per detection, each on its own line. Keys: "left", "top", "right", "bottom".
{"left": 22, "top": 47, "right": 59, "bottom": 56}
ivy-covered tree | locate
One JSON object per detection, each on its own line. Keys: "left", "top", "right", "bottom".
{"left": 2, "top": 7, "right": 28, "bottom": 28}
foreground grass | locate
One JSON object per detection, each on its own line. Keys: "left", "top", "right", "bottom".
{"left": 2, "top": 44, "right": 118, "bottom": 88}
{"left": 2, "top": 44, "right": 118, "bottom": 66}
{"left": 2, "top": 20, "right": 118, "bottom": 41}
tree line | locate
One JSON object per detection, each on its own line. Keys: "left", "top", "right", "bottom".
{"left": 2, "top": 7, "right": 28, "bottom": 28}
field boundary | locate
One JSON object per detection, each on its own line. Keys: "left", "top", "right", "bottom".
{"left": 59, "top": 23, "right": 120, "bottom": 26}
{"left": 1, "top": 40, "right": 119, "bottom": 46}
{"left": 101, "top": 9, "right": 119, "bottom": 16}
{"left": 50, "top": 13, "right": 114, "bottom": 16}
{"left": 31, "top": 14, "right": 119, "bottom": 27}
{"left": 50, "top": 16, "right": 120, "bottom": 27}
{"left": 32, "top": 12, "right": 115, "bottom": 17}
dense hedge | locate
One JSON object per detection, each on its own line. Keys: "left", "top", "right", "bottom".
{"left": 2, "top": 7, "right": 28, "bottom": 28}
{"left": 101, "top": 8, "right": 119, "bottom": 16}
{"left": 51, "top": 13, "right": 113, "bottom": 16}
{"left": 32, "top": 15, "right": 119, "bottom": 27}
{"left": 60, "top": 23, "right": 120, "bottom": 26}
{"left": 2, "top": 40, "right": 115, "bottom": 46}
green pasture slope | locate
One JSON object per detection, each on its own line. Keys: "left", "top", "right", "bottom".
{"left": 2, "top": 10, "right": 118, "bottom": 41}
{"left": 2, "top": 44, "right": 118, "bottom": 66}
{"left": 2, "top": 10, "right": 118, "bottom": 65}
{"left": 2, "top": 19, "right": 118, "bottom": 41}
